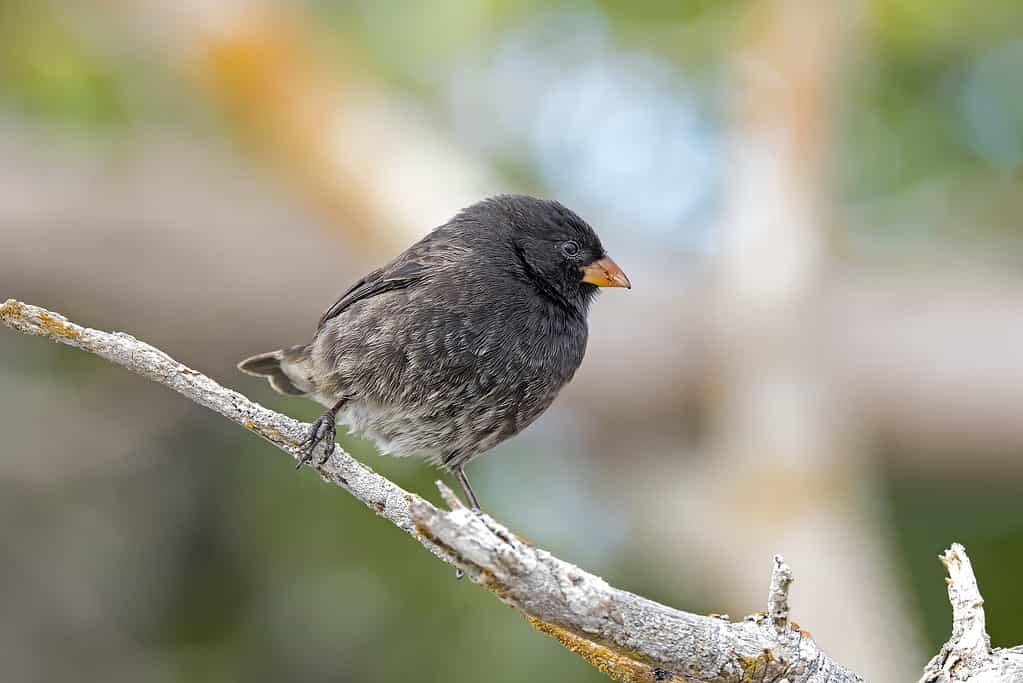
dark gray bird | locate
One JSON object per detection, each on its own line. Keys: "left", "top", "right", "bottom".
{"left": 238, "top": 194, "right": 629, "bottom": 510}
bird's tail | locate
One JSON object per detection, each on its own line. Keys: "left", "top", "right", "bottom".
{"left": 237, "top": 344, "right": 312, "bottom": 396}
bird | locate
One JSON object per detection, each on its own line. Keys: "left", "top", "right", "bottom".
{"left": 238, "top": 194, "right": 629, "bottom": 510}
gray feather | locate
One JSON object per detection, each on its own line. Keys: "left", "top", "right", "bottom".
{"left": 239, "top": 194, "right": 609, "bottom": 472}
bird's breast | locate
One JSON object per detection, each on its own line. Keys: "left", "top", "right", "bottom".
{"left": 317, "top": 278, "right": 591, "bottom": 463}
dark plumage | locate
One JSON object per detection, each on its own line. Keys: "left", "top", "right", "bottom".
{"left": 238, "top": 194, "right": 629, "bottom": 509}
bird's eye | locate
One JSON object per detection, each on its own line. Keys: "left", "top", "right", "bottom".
{"left": 561, "top": 241, "right": 580, "bottom": 257}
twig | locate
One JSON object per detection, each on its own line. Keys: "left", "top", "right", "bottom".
{"left": 919, "top": 544, "right": 1023, "bottom": 682}
{"left": 1, "top": 297, "right": 944, "bottom": 683}
{"left": 435, "top": 479, "right": 466, "bottom": 511}
{"left": 768, "top": 555, "right": 794, "bottom": 631}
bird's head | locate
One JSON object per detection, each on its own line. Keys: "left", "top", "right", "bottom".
{"left": 460, "top": 194, "right": 630, "bottom": 313}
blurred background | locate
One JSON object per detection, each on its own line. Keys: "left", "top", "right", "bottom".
{"left": 1, "top": 1, "right": 1022, "bottom": 681}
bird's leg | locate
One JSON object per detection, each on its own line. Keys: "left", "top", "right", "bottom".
{"left": 297, "top": 398, "right": 346, "bottom": 468}
{"left": 454, "top": 465, "right": 482, "bottom": 511}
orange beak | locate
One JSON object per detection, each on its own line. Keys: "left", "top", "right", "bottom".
{"left": 580, "top": 256, "right": 631, "bottom": 289}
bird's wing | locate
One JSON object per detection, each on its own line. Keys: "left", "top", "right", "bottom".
{"left": 316, "top": 259, "right": 429, "bottom": 328}
{"left": 315, "top": 227, "right": 469, "bottom": 329}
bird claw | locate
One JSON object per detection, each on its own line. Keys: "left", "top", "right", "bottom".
{"left": 297, "top": 412, "right": 337, "bottom": 468}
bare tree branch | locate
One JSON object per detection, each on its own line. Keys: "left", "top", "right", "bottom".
{"left": 0, "top": 298, "right": 861, "bottom": 681}
{"left": 919, "top": 544, "right": 1023, "bottom": 683}
{"left": 5, "top": 298, "right": 1015, "bottom": 682}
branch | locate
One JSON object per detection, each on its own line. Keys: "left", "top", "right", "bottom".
{"left": 919, "top": 544, "right": 1023, "bottom": 682}
{"left": 0, "top": 298, "right": 894, "bottom": 682}
{"left": 767, "top": 555, "right": 794, "bottom": 631}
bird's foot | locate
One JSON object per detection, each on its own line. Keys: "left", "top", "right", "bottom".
{"left": 297, "top": 411, "right": 337, "bottom": 468}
